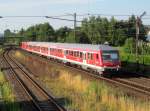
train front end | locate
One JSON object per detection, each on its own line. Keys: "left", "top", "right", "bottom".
{"left": 101, "top": 50, "right": 121, "bottom": 71}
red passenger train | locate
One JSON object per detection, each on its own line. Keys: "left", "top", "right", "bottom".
{"left": 21, "top": 42, "right": 121, "bottom": 74}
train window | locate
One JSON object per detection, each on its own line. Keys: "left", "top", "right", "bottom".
{"left": 51, "top": 48, "right": 54, "bottom": 52}
{"left": 75, "top": 51, "right": 78, "bottom": 57}
{"left": 77, "top": 51, "right": 79, "bottom": 57}
{"left": 88, "top": 53, "right": 90, "bottom": 59}
{"left": 70, "top": 51, "right": 73, "bottom": 56}
{"left": 83, "top": 53, "right": 86, "bottom": 60}
{"left": 91, "top": 54, "right": 93, "bottom": 60}
{"left": 88, "top": 53, "right": 93, "bottom": 60}
{"left": 66, "top": 50, "right": 68, "bottom": 55}
{"left": 74, "top": 51, "right": 78, "bottom": 57}
{"left": 96, "top": 54, "right": 99, "bottom": 59}
{"left": 73, "top": 51, "right": 76, "bottom": 57}
{"left": 102, "top": 51, "right": 119, "bottom": 61}
{"left": 80, "top": 52, "right": 83, "bottom": 58}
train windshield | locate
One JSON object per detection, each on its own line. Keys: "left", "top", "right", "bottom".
{"left": 102, "top": 51, "right": 119, "bottom": 61}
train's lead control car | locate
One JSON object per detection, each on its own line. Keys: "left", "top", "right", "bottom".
{"left": 21, "top": 42, "right": 121, "bottom": 74}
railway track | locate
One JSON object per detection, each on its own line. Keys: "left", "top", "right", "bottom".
{"left": 3, "top": 49, "right": 66, "bottom": 111}
{"left": 17, "top": 49, "right": 150, "bottom": 99}
{"left": 112, "top": 76, "right": 150, "bottom": 92}
{"left": 1, "top": 51, "right": 39, "bottom": 111}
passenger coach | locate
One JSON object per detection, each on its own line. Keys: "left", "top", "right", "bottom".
{"left": 21, "top": 42, "right": 121, "bottom": 74}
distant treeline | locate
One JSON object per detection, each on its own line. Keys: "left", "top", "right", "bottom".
{"left": 4, "top": 15, "right": 150, "bottom": 54}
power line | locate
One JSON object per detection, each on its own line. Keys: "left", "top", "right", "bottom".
{"left": 1, "top": 13, "right": 150, "bottom": 18}
{"left": 51, "top": 14, "right": 73, "bottom": 17}
{"left": 88, "top": 13, "right": 133, "bottom": 17}
{"left": 1, "top": 14, "right": 150, "bottom": 23}
{"left": 2, "top": 16, "right": 44, "bottom": 18}
{"left": 45, "top": 16, "right": 82, "bottom": 22}
{"left": 0, "top": 15, "right": 82, "bottom": 22}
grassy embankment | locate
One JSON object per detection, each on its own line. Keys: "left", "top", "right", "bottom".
{"left": 0, "top": 48, "right": 20, "bottom": 111}
{"left": 15, "top": 51, "right": 150, "bottom": 111}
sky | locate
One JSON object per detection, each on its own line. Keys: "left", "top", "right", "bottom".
{"left": 0, "top": 0, "right": 150, "bottom": 33}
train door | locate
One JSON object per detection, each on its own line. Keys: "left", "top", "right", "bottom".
{"left": 64, "top": 49, "right": 66, "bottom": 59}
{"left": 87, "top": 53, "right": 94, "bottom": 65}
{"left": 83, "top": 52, "right": 86, "bottom": 64}
{"left": 95, "top": 53, "right": 100, "bottom": 66}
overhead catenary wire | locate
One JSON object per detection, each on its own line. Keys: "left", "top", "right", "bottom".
{"left": 1, "top": 15, "right": 82, "bottom": 22}
{"left": 1, "top": 14, "right": 149, "bottom": 24}
{"left": 45, "top": 16, "right": 82, "bottom": 22}
{"left": 1, "top": 13, "right": 150, "bottom": 34}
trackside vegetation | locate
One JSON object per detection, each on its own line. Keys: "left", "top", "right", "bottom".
{"left": 0, "top": 72, "right": 20, "bottom": 111}
{"left": 120, "top": 38, "right": 150, "bottom": 65}
{"left": 39, "top": 71, "right": 150, "bottom": 111}
{"left": 0, "top": 48, "right": 21, "bottom": 111}
{"left": 120, "top": 53, "right": 150, "bottom": 65}
{"left": 15, "top": 51, "right": 150, "bottom": 111}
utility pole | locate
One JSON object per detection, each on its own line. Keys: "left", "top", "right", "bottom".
{"left": 74, "top": 13, "right": 77, "bottom": 42}
{"left": 136, "top": 16, "right": 140, "bottom": 61}
{"left": 135, "top": 12, "right": 146, "bottom": 63}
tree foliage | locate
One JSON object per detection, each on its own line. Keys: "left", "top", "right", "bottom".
{"left": 4, "top": 15, "right": 148, "bottom": 48}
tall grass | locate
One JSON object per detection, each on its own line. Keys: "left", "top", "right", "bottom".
{"left": 39, "top": 71, "right": 150, "bottom": 111}
{"left": 0, "top": 72, "right": 21, "bottom": 111}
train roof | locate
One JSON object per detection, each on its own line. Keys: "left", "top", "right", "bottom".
{"left": 26, "top": 42, "right": 118, "bottom": 51}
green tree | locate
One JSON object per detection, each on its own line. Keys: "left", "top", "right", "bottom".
{"left": 3, "top": 15, "right": 148, "bottom": 47}
{"left": 4, "top": 29, "right": 12, "bottom": 37}
{"left": 56, "top": 26, "right": 71, "bottom": 42}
